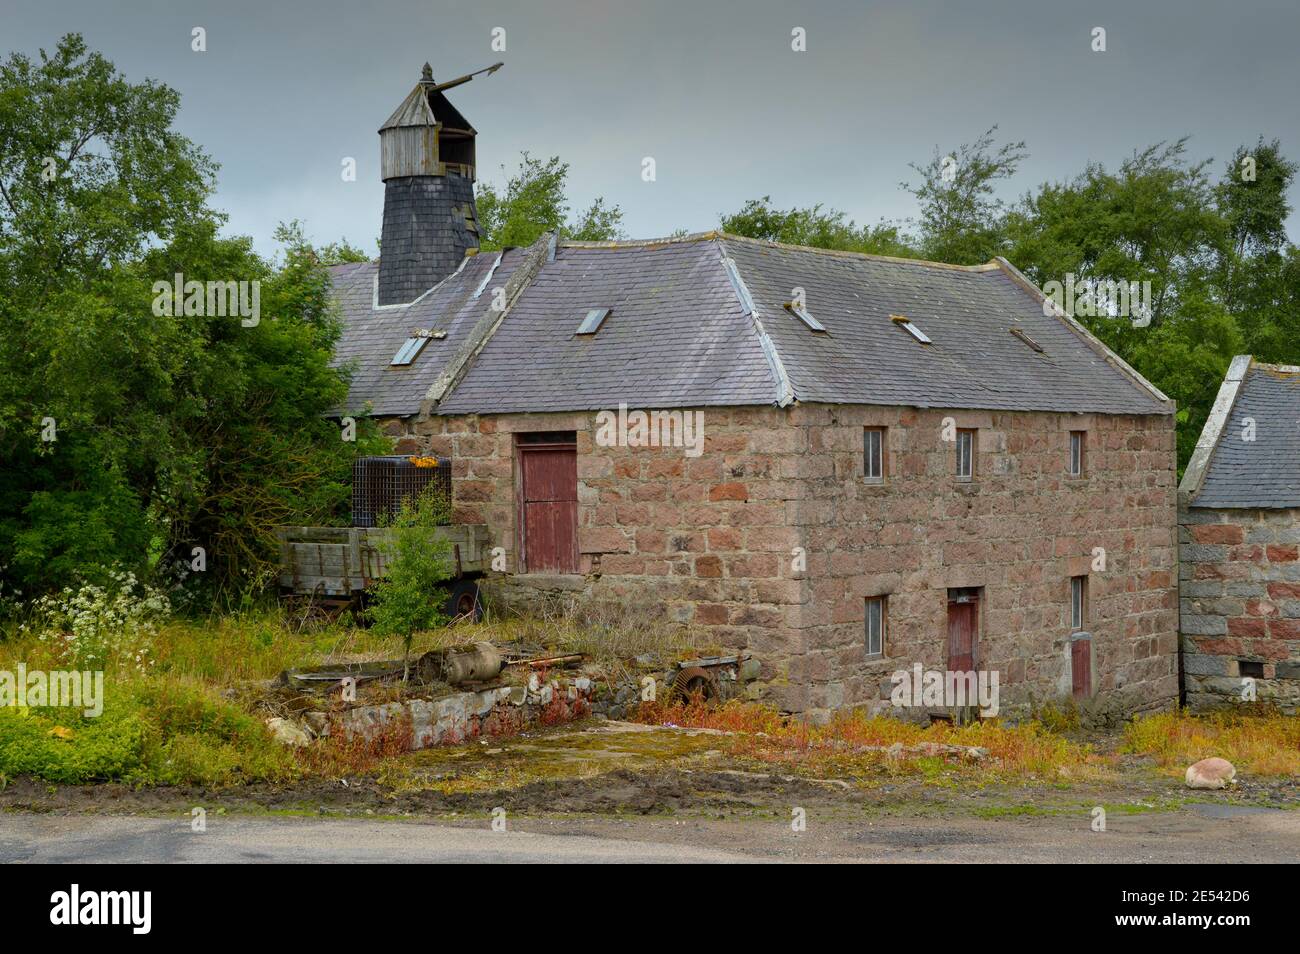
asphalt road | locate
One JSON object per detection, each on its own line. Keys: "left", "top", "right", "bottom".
{"left": 0, "top": 814, "right": 749, "bottom": 863}
{"left": 1, "top": 805, "right": 1297, "bottom": 863}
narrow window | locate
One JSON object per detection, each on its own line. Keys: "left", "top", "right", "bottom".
{"left": 1069, "top": 431, "right": 1086, "bottom": 477}
{"left": 955, "top": 428, "right": 976, "bottom": 480}
{"left": 1071, "top": 575, "right": 1087, "bottom": 631}
{"left": 864, "top": 427, "right": 886, "bottom": 483}
{"left": 865, "top": 596, "right": 886, "bottom": 657}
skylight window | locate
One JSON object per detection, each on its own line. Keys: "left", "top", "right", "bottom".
{"left": 390, "top": 336, "right": 429, "bottom": 366}
{"left": 890, "top": 314, "right": 932, "bottom": 344}
{"left": 784, "top": 301, "right": 827, "bottom": 332}
{"left": 576, "top": 308, "right": 610, "bottom": 335}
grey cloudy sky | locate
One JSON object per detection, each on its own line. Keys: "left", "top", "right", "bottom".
{"left": 6, "top": 0, "right": 1300, "bottom": 256}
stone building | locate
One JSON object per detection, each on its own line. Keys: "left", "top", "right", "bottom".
{"left": 328, "top": 65, "right": 1180, "bottom": 720}
{"left": 1178, "top": 355, "right": 1300, "bottom": 713}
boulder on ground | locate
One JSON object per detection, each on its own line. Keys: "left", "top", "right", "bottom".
{"left": 267, "top": 717, "right": 311, "bottom": 747}
{"left": 1184, "top": 757, "right": 1236, "bottom": 789}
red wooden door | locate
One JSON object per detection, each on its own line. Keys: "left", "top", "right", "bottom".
{"left": 947, "top": 598, "right": 978, "bottom": 672}
{"left": 519, "top": 442, "right": 578, "bottom": 573}
{"left": 1071, "top": 637, "right": 1092, "bottom": 698}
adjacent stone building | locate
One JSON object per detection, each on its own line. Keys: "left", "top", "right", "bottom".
{"left": 327, "top": 65, "right": 1180, "bottom": 720}
{"left": 1178, "top": 356, "right": 1300, "bottom": 713}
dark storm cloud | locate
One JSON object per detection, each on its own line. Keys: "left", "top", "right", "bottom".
{"left": 5, "top": 0, "right": 1298, "bottom": 255}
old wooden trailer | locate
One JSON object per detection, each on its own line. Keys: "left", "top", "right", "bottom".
{"left": 275, "top": 456, "right": 491, "bottom": 620}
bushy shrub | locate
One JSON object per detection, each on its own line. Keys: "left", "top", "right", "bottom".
{"left": 0, "top": 705, "right": 151, "bottom": 784}
{"left": 0, "top": 675, "right": 294, "bottom": 786}
{"left": 23, "top": 569, "right": 169, "bottom": 672}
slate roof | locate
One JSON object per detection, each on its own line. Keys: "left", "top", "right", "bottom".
{"left": 1190, "top": 361, "right": 1300, "bottom": 509}
{"left": 436, "top": 239, "right": 777, "bottom": 413}
{"left": 330, "top": 248, "right": 526, "bottom": 417}
{"left": 330, "top": 232, "right": 1172, "bottom": 419}
{"left": 717, "top": 237, "right": 1168, "bottom": 415}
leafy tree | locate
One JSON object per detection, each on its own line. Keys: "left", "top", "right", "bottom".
{"left": 0, "top": 34, "right": 215, "bottom": 593}
{"left": 1005, "top": 140, "right": 1224, "bottom": 332}
{"left": 719, "top": 196, "right": 915, "bottom": 256}
{"left": 0, "top": 35, "right": 385, "bottom": 604}
{"left": 903, "top": 126, "right": 1027, "bottom": 264}
{"left": 366, "top": 490, "right": 455, "bottom": 681}
{"left": 1217, "top": 137, "right": 1297, "bottom": 260}
{"left": 317, "top": 237, "right": 372, "bottom": 266}
{"left": 1002, "top": 140, "right": 1244, "bottom": 467}
{"left": 0, "top": 34, "right": 215, "bottom": 293}
{"left": 476, "top": 152, "right": 624, "bottom": 249}
{"left": 1213, "top": 137, "right": 1300, "bottom": 362}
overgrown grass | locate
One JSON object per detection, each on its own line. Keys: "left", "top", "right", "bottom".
{"left": 424, "top": 599, "right": 706, "bottom": 687}
{"left": 634, "top": 699, "right": 1109, "bottom": 782}
{"left": 0, "top": 677, "right": 297, "bottom": 786}
{"left": 0, "top": 601, "right": 702, "bottom": 787}
{"left": 1122, "top": 708, "right": 1300, "bottom": 777}
{"left": 0, "top": 607, "right": 423, "bottom": 786}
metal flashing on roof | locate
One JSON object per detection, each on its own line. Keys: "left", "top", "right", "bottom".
{"left": 1010, "top": 326, "right": 1044, "bottom": 353}
{"left": 575, "top": 308, "right": 611, "bottom": 335}
{"left": 470, "top": 252, "right": 503, "bottom": 300}
{"left": 721, "top": 252, "right": 794, "bottom": 406}
{"left": 891, "top": 314, "right": 932, "bottom": 344}
{"left": 784, "top": 301, "right": 827, "bottom": 333}
{"left": 371, "top": 254, "right": 470, "bottom": 311}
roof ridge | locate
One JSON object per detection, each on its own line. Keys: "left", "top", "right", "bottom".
{"left": 561, "top": 230, "right": 1002, "bottom": 271}
{"left": 560, "top": 231, "right": 721, "bottom": 249}
{"left": 1249, "top": 359, "right": 1300, "bottom": 375}
{"left": 717, "top": 232, "right": 1001, "bottom": 271}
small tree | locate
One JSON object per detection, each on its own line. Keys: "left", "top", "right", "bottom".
{"left": 366, "top": 489, "right": 455, "bottom": 681}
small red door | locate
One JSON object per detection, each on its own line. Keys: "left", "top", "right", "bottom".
{"left": 947, "top": 593, "right": 979, "bottom": 672}
{"left": 1071, "top": 637, "right": 1092, "bottom": 698}
{"left": 518, "top": 439, "right": 578, "bottom": 573}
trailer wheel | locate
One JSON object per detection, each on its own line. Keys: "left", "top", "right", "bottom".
{"left": 672, "top": 666, "right": 717, "bottom": 703}
{"left": 444, "top": 579, "right": 483, "bottom": 623}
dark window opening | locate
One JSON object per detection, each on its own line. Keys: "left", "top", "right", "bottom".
{"left": 956, "top": 429, "right": 976, "bottom": 480}
{"left": 516, "top": 430, "right": 577, "bottom": 445}
{"left": 1071, "top": 575, "right": 1087, "bottom": 631}
{"left": 865, "top": 596, "right": 886, "bottom": 657}
{"left": 864, "top": 427, "right": 886, "bottom": 482}
{"left": 1069, "top": 431, "right": 1086, "bottom": 477}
